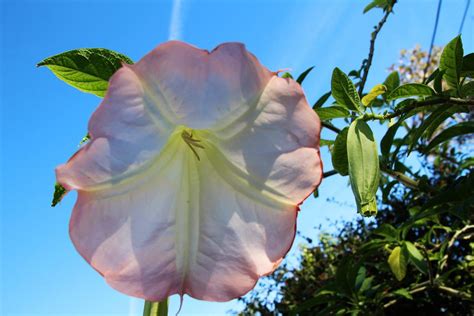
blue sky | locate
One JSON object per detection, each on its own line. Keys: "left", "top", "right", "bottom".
{"left": 1, "top": 0, "right": 472, "bottom": 315}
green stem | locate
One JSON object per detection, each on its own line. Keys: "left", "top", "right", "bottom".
{"left": 143, "top": 299, "right": 168, "bottom": 316}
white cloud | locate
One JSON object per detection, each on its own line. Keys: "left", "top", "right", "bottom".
{"left": 169, "top": 0, "right": 184, "bottom": 40}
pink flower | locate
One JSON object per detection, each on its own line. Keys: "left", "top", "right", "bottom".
{"left": 57, "top": 41, "right": 322, "bottom": 302}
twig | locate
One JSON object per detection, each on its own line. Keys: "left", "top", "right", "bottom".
{"left": 381, "top": 168, "right": 420, "bottom": 190}
{"left": 358, "top": 5, "right": 394, "bottom": 96}
{"left": 321, "top": 122, "right": 341, "bottom": 134}
{"left": 423, "top": 0, "right": 443, "bottom": 81}
{"left": 323, "top": 170, "right": 338, "bottom": 178}
{"left": 439, "top": 225, "right": 474, "bottom": 271}
{"left": 362, "top": 97, "right": 474, "bottom": 121}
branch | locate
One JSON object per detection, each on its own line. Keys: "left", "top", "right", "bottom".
{"left": 362, "top": 97, "right": 474, "bottom": 121}
{"left": 358, "top": 5, "right": 394, "bottom": 96}
{"left": 323, "top": 170, "right": 338, "bottom": 178}
{"left": 321, "top": 121, "right": 341, "bottom": 134}
{"left": 381, "top": 168, "right": 420, "bottom": 190}
{"left": 439, "top": 224, "right": 474, "bottom": 271}
{"left": 383, "top": 283, "right": 472, "bottom": 309}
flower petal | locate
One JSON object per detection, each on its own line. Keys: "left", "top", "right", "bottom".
{"left": 69, "top": 135, "right": 297, "bottom": 302}
{"left": 210, "top": 76, "right": 323, "bottom": 205}
{"left": 131, "top": 41, "right": 273, "bottom": 130}
{"left": 56, "top": 65, "right": 173, "bottom": 191}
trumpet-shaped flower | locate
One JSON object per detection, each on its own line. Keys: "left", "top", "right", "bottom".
{"left": 57, "top": 41, "right": 322, "bottom": 302}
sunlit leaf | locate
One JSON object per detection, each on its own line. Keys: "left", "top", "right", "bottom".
{"left": 386, "top": 83, "right": 435, "bottom": 101}
{"left": 347, "top": 120, "right": 379, "bottom": 216}
{"left": 315, "top": 106, "right": 350, "bottom": 121}
{"left": 387, "top": 246, "right": 408, "bottom": 281}
{"left": 331, "top": 68, "right": 362, "bottom": 112}
{"left": 439, "top": 35, "right": 463, "bottom": 91}
{"left": 38, "top": 48, "right": 133, "bottom": 97}
{"left": 362, "top": 84, "right": 387, "bottom": 106}
{"left": 404, "top": 241, "right": 427, "bottom": 274}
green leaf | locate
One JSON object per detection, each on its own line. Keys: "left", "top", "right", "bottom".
{"left": 403, "top": 241, "right": 427, "bottom": 274}
{"left": 38, "top": 48, "right": 133, "bottom": 97}
{"left": 332, "top": 127, "right": 349, "bottom": 176}
{"left": 461, "top": 53, "right": 474, "bottom": 77}
{"left": 51, "top": 183, "right": 67, "bottom": 207}
{"left": 383, "top": 71, "right": 400, "bottom": 94}
{"left": 143, "top": 299, "right": 168, "bottom": 316}
{"left": 313, "top": 91, "right": 332, "bottom": 109}
{"left": 439, "top": 35, "right": 463, "bottom": 91}
{"left": 363, "top": 0, "right": 387, "bottom": 13}
{"left": 386, "top": 83, "right": 435, "bottom": 101}
{"left": 331, "top": 68, "right": 362, "bottom": 112}
{"left": 373, "top": 224, "right": 398, "bottom": 240}
{"left": 315, "top": 106, "right": 350, "bottom": 121}
{"left": 281, "top": 72, "right": 293, "bottom": 79}
{"left": 461, "top": 81, "right": 474, "bottom": 97}
{"left": 320, "top": 139, "right": 335, "bottom": 147}
{"left": 381, "top": 121, "right": 401, "bottom": 156}
{"left": 424, "top": 121, "right": 474, "bottom": 152}
{"left": 387, "top": 246, "right": 408, "bottom": 281}
{"left": 347, "top": 120, "right": 380, "bottom": 216}
{"left": 296, "top": 66, "right": 314, "bottom": 84}
{"left": 362, "top": 84, "right": 387, "bottom": 106}
{"left": 393, "top": 288, "right": 413, "bottom": 300}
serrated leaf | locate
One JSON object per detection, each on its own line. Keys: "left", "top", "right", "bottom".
{"left": 347, "top": 120, "right": 380, "bottom": 216}
{"left": 386, "top": 83, "right": 435, "bottom": 101}
{"left": 38, "top": 48, "right": 134, "bottom": 97}
{"left": 331, "top": 68, "right": 362, "bottom": 112}
{"left": 363, "top": 0, "right": 388, "bottom": 13}
{"left": 461, "top": 53, "right": 474, "bottom": 78}
{"left": 315, "top": 106, "right": 350, "bottom": 121}
{"left": 439, "top": 35, "right": 463, "bottom": 91}
{"left": 362, "top": 84, "right": 387, "bottom": 106}
{"left": 143, "top": 300, "right": 168, "bottom": 316}
{"left": 387, "top": 246, "right": 408, "bottom": 281}
{"left": 383, "top": 71, "right": 400, "bottom": 94}
{"left": 332, "top": 127, "right": 349, "bottom": 176}
{"left": 424, "top": 121, "right": 474, "bottom": 152}
{"left": 404, "top": 241, "right": 427, "bottom": 274}
{"left": 313, "top": 91, "right": 332, "bottom": 109}
{"left": 51, "top": 183, "right": 67, "bottom": 207}
{"left": 296, "top": 66, "right": 314, "bottom": 84}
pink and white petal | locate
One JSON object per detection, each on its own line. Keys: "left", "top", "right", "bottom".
{"left": 69, "top": 137, "right": 298, "bottom": 302}
{"left": 56, "top": 65, "right": 173, "bottom": 191}
{"left": 210, "top": 76, "right": 323, "bottom": 205}
{"left": 131, "top": 41, "right": 273, "bottom": 130}
{"left": 70, "top": 140, "right": 187, "bottom": 301}
{"left": 184, "top": 152, "right": 297, "bottom": 301}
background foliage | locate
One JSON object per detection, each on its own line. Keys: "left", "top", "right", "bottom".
{"left": 239, "top": 1, "right": 473, "bottom": 315}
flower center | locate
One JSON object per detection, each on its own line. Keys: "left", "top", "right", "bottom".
{"left": 181, "top": 129, "right": 205, "bottom": 161}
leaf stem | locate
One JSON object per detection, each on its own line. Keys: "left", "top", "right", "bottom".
{"left": 322, "top": 122, "right": 342, "bottom": 134}
{"left": 358, "top": 5, "right": 395, "bottom": 96}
